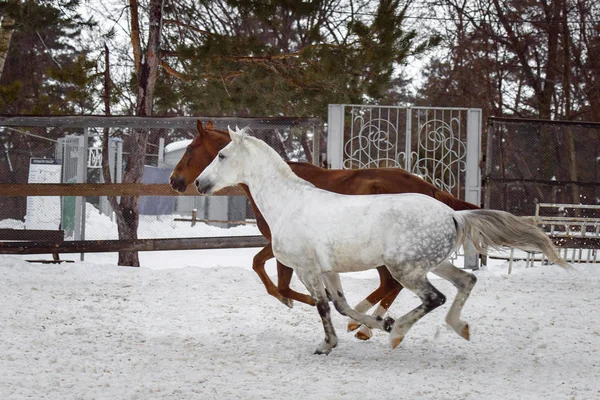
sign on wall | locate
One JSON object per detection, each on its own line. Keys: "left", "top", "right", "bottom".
{"left": 25, "top": 158, "right": 62, "bottom": 230}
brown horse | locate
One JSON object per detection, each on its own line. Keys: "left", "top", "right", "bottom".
{"left": 170, "top": 120, "right": 479, "bottom": 339}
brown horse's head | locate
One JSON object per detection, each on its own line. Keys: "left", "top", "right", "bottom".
{"left": 169, "top": 120, "right": 232, "bottom": 192}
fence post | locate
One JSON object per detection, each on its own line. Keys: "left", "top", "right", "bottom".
{"left": 404, "top": 107, "right": 412, "bottom": 170}
{"left": 79, "top": 129, "right": 88, "bottom": 261}
{"left": 327, "top": 104, "right": 344, "bottom": 169}
{"left": 464, "top": 109, "right": 482, "bottom": 269}
{"left": 158, "top": 137, "right": 165, "bottom": 167}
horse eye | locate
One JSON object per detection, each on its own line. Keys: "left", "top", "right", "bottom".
{"left": 218, "top": 153, "right": 225, "bottom": 160}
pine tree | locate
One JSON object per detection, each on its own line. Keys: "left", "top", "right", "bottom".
{"left": 0, "top": 0, "right": 98, "bottom": 115}
{"left": 153, "top": 0, "right": 438, "bottom": 118}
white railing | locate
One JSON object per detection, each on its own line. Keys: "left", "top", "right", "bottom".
{"left": 504, "top": 203, "right": 600, "bottom": 272}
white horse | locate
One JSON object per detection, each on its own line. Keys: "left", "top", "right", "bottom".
{"left": 195, "top": 127, "right": 573, "bottom": 355}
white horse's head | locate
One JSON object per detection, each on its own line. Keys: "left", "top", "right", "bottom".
{"left": 195, "top": 126, "right": 250, "bottom": 195}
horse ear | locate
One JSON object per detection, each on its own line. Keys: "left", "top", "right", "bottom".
{"left": 228, "top": 126, "right": 246, "bottom": 144}
{"left": 205, "top": 120, "right": 214, "bottom": 129}
{"left": 196, "top": 120, "right": 205, "bottom": 138}
{"left": 228, "top": 126, "right": 238, "bottom": 143}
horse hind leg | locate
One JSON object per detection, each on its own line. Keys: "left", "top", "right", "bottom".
{"left": 385, "top": 265, "right": 447, "bottom": 349}
{"left": 348, "top": 266, "right": 402, "bottom": 335}
{"left": 431, "top": 260, "right": 477, "bottom": 341}
{"left": 252, "top": 244, "right": 294, "bottom": 308}
{"left": 355, "top": 284, "right": 402, "bottom": 341}
{"left": 277, "top": 261, "right": 316, "bottom": 307}
{"left": 321, "top": 272, "right": 393, "bottom": 333}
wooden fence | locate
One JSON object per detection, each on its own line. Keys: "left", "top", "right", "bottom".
{"left": 0, "top": 183, "right": 244, "bottom": 197}
{"left": 0, "top": 183, "right": 264, "bottom": 256}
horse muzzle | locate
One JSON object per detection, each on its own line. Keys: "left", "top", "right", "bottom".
{"left": 195, "top": 178, "right": 214, "bottom": 195}
{"left": 169, "top": 175, "right": 187, "bottom": 193}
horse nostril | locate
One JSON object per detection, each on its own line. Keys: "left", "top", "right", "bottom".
{"left": 169, "top": 176, "right": 189, "bottom": 193}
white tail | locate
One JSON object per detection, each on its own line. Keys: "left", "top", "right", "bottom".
{"left": 453, "top": 210, "right": 573, "bottom": 270}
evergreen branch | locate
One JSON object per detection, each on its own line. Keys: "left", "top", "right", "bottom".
{"left": 198, "top": 71, "right": 245, "bottom": 84}
{"left": 222, "top": 53, "right": 302, "bottom": 62}
{"left": 160, "top": 60, "right": 192, "bottom": 82}
{"left": 163, "top": 19, "right": 216, "bottom": 36}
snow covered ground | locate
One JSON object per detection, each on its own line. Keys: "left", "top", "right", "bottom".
{"left": 0, "top": 204, "right": 262, "bottom": 240}
{"left": 1, "top": 248, "right": 599, "bottom": 399}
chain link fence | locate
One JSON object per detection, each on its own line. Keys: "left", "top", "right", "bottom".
{"left": 0, "top": 116, "right": 322, "bottom": 243}
{"left": 484, "top": 117, "right": 600, "bottom": 217}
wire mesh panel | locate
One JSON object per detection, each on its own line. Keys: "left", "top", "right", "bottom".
{"left": 485, "top": 117, "right": 600, "bottom": 216}
{"left": 0, "top": 116, "right": 322, "bottom": 245}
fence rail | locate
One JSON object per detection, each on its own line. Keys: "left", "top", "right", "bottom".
{"left": 0, "top": 183, "right": 262, "bottom": 258}
{"left": 0, "top": 183, "right": 244, "bottom": 197}
{"left": 0, "top": 236, "right": 268, "bottom": 255}
{"left": 501, "top": 203, "right": 600, "bottom": 271}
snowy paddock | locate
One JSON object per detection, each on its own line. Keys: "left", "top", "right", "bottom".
{"left": 1, "top": 250, "right": 599, "bottom": 400}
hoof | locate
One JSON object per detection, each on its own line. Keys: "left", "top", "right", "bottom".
{"left": 355, "top": 327, "right": 372, "bottom": 341}
{"left": 314, "top": 339, "right": 337, "bottom": 355}
{"left": 279, "top": 297, "right": 294, "bottom": 309}
{"left": 347, "top": 320, "right": 361, "bottom": 332}
{"left": 390, "top": 336, "right": 404, "bottom": 349}
{"left": 460, "top": 324, "right": 470, "bottom": 341}
{"left": 314, "top": 344, "right": 334, "bottom": 355}
{"left": 383, "top": 316, "right": 395, "bottom": 332}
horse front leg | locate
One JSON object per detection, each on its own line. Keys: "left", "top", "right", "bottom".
{"left": 294, "top": 269, "right": 338, "bottom": 355}
{"left": 321, "top": 271, "right": 394, "bottom": 333}
{"left": 354, "top": 284, "right": 402, "bottom": 341}
{"left": 348, "top": 266, "right": 403, "bottom": 340}
{"left": 252, "top": 244, "right": 293, "bottom": 308}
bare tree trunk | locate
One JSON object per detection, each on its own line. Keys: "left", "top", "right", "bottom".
{"left": 116, "top": 0, "right": 165, "bottom": 267}
{"left": 538, "top": 0, "right": 562, "bottom": 119}
{"left": 129, "top": 0, "right": 142, "bottom": 74}
{"left": 0, "top": 4, "right": 17, "bottom": 80}
{"left": 300, "top": 134, "right": 313, "bottom": 164}
{"left": 100, "top": 44, "right": 141, "bottom": 266}
{"left": 101, "top": 44, "right": 121, "bottom": 211}
{"left": 561, "top": 0, "right": 571, "bottom": 120}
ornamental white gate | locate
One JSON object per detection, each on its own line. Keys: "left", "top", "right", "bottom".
{"left": 327, "top": 105, "right": 482, "bottom": 206}
{"left": 327, "top": 105, "right": 482, "bottom": 268}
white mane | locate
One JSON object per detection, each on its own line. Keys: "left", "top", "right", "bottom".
{"left": 242, "top": 134, "right": 314, "bottom": 188}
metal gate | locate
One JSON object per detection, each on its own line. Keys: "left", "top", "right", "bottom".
{"left": 327, "top": 105, "right": 482, "bottom": 206}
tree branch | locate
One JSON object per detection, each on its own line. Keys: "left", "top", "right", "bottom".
{"left": 160, "top": 59, "right": 192, "bottom": 81}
